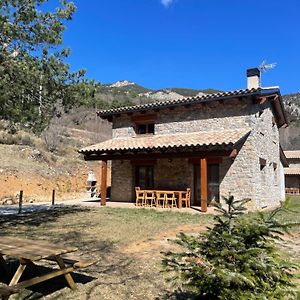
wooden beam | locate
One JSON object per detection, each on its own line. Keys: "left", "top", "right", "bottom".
{"left": 229, "top": 148, "right": 237, "bottom": 158}
{"left": 131, "top": 113, "right": 157, "bottom": 123}
{"left": 84, "top": 150, "right": 231, "bottom": 161}
{"left": 55, "top": 255, "right": 77, "bottom": 289}
{"left": 200, "top": 158, "right": 208, "bottom": 212}
{"left": 101, "top": 160, "right": 108, "bottom": 206}
{"left": 258, "top": 96, "right": 267, "bottom": 104}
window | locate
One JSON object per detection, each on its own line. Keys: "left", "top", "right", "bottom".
{"left": 260, "top": 158, "right": 266, "bottom": 171}
{"left": 131, "top": 114, "right": 156, "bottom": 135}
{"left": 136, "top": 123, "right": 154, "bottom": 135}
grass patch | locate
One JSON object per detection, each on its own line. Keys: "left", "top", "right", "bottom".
{"left": 1, "top": 206, "right": 213, "bottom": 300}
{"left": 0, "top": 202, "right": 298, "bottom": 299}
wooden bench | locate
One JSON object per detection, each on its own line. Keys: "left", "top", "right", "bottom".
{"left": 47, "top": 255, "right": 97, "bottom": 269}
{"left": 0, "top": 236, "right": 97, "bottom": 299}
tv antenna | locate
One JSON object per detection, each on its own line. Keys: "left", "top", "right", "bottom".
{"left": 258, "top": 60, "right": 277, "bottom": 86}
{"left": 259, "top": 60, "right": 277, "bottom": 73}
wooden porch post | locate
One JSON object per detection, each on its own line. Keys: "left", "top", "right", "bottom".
{"left": 101, "top": 160, "right": 107, "bottom": 206}
{"left": 200, "top": 158, "right": 208, "bottom": 212}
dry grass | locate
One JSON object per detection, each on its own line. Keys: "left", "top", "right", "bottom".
{"left": 0, "top": 199, "right": 299, "bottom": 299}
{"left": 0, "top": 207, "right": 213, "bottom": 300}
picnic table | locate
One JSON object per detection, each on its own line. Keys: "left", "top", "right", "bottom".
{"left": 0, "top": 236, "right": 95, "bottom": 299}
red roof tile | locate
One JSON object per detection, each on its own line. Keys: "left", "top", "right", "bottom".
{"left": 79, "top": 128, "right": 250, "bottom": 154}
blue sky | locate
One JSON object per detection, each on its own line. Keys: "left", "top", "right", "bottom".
{"left": 61, "top": 0, "right": 300, "bottom": 94}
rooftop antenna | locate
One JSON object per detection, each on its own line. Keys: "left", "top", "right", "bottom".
{"left": 258, "top": 60, "right": 277, "bottom": 86}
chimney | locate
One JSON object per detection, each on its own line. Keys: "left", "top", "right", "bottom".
{"left": 247, "top": 68, "right": 260, "bottom": 89}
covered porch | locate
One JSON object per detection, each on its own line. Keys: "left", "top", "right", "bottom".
{"left": 79, "top": 129, "right": 250, "bottom": 212}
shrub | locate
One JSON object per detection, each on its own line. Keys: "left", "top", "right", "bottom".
{"left": 163, "top": 196, "right": 299, "bottom": 299}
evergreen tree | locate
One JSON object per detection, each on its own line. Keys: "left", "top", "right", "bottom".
{"left": 0, "top": 0, "right": 92, "bottom": 131}
{"left": 163, "top": 196, "right": 298, "bottom": 299}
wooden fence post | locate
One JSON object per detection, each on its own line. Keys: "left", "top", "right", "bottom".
{"left": 18, "top": 190, "right": 23, "bottom": 214}
{"left": 52, "top": 190, "right": 55, "bottom": 206}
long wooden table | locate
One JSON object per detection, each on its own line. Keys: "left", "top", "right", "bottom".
{"left": 143, "top": 189, "right": 186, "bottom": 208}
{"left": 0, "top": 236, "right": 81, "bottom": 298}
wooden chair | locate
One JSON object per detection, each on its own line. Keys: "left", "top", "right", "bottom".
{"left": 135, "top": 187, "right": 144, "bottom": 206}
{"left": 164, "top": 192, "right": 177, "bottom": 208}
{"left": 156, "top": 191, "right": 166, "bottom": 208}
{"left": 144, "top": 190, "right": 156, "bottom": 207}
{"left": 181, "top": 188, "right": 191, "bottom": 208}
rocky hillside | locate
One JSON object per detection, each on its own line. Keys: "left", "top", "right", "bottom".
{"left": 281, "top": 93, "right": 300, "bottom": 150}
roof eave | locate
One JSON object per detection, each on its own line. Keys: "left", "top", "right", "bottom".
{"left": 97, "top": 88, "right": 262, "bottom": 120}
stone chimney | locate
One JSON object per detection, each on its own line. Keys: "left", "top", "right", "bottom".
{"left": 247, "top": 68, "right": 260, "bottom": 89}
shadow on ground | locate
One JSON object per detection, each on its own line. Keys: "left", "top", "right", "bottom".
{"left": 0, "top": 259, "right": 96, "bottom": 299}
{"left": 0, "top": 206, "right": 91, "bottom": 228}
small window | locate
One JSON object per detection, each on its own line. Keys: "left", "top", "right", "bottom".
{"left": 137, "top": 123, "right": 154, "bottom": 135}
{"left": 260, "top": 158, "right": 266, "bottom": 171}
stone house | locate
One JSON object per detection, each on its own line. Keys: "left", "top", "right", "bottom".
{"left": 80, "top": 69, "right": 288, "bottom": 211}
{"left": 284, "top": 150, "right": 300, "bottom": 194}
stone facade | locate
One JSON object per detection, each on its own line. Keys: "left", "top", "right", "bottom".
{"left": 110, "top": 98, "right": 284, "bottom": 209}
{"left": 112, "top": 99, "right": 256, "bottom": 138}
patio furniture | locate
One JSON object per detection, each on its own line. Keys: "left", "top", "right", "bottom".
{"left": 0, "top": 236, "right": 96, "bottom": 299}
{"left": 164, "top": 192, "right": 177, "bottom": 208}
{"left": 135, "top": 187, "right": 144, "bottom": 206}
{"left": 285, "top": 187, "right": 300, "bottom": 195}
{"left": 155, "top": 191, "right": 166, "bottom": 208}
{"left": 181, "top": 188, "right": 191, "bottom": 208}
{"left": 144, "top": 190, "right": 156, "bottom": 207}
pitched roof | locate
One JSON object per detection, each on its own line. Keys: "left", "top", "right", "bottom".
{"left": 97, "top": 87, "right": 287, "bottom": 128}
{"left": 284, "top": 167, "right": 300, "bottom": 175}
{"left": 98, "top": 88, "right": 261, "bottom": 117}
{"left": 284, "top": 150, "right": 300, "bottom": 159}
{"left": 79, "top": 128, "right": 250, "bottom": 155}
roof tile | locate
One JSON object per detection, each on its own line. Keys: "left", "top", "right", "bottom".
{"left": 284, "top": 167, "right": 300, "bottom": 175}
{"left": 284, "top": 150, "right": 300, "bottom": 159}
{"left": 79, "top": 128, "right": 250, "bottom": 154}
{"left": 97, "top": 88, "right": 262, "bottom": 117}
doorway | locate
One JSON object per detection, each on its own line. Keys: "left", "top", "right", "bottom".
{"left": 135, "top": 165, "right": 154, "bottom": 190}
{"left": 193, "top": 163, "right": 220, "bottom": 206}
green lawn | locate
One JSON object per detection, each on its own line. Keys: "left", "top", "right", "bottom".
{"left": 0, "top": 199, "right": 299, "bottom": 299}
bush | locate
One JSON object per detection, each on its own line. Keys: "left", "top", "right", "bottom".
{"left": 163, "top": 196, "right": 299, "bottom": 299}
{"left": 0, "top": 132, "right": 34, "bottom": 146}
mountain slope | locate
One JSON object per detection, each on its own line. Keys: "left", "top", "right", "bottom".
{"left": 281, "top": 93, "right": 300, "bottom": 150}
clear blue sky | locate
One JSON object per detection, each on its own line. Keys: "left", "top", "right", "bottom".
{"left": 61, "top": 0, "right": 300, "bottom": 94}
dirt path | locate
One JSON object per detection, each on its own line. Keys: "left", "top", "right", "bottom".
{"left": 120, "top": 223, "right": 207, "bottom": 259}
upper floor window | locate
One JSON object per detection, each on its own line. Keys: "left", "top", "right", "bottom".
{"left": 137, "top": 123, "right": 154, "bottom": 134}
{"left": 131, "top": 114, "right": 156, "bottom": 135}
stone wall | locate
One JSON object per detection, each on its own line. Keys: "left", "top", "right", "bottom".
{"left": 112, "top": 98, "right": 257, "bottom": 139}
{"left": 154, "top": 158, "right": 193, "bottom": 190}
{"left": 111, "top": 160, "right": 133, "bottom": 202}
{"left": 220, "top": 103, "right": 282, "bottom": 208}
{"left": 110, "top": 158, "right": 194, "bottom": 202}
{"left": 110, "top": 98, "right": 283, "bottom": 209}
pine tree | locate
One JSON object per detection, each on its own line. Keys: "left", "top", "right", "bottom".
{"left": 0, "top": 0, "right": 92, "bottom": 131}
{"left": 163, "top": 196, "right": 298, "bottom": 299}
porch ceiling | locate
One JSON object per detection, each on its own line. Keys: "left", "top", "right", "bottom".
{"left": 79, "top": 128, "right": 250, "bottom": 160}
